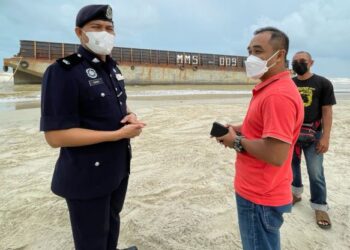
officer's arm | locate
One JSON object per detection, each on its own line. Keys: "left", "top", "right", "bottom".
{"left": 122, "top": 105, "right": 146, "bottom": 126}
{"left": 44, "top": 128, "right": 129, "bottom": 148}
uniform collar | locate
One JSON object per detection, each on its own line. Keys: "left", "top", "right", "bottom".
{"left": 253, "top": 71, "right": 291, "bottom": 94}
{"left": 78, "top": 46, "right": 116, "bottom": 67}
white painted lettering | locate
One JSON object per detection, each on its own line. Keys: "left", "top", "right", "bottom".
{"left": 219, "top": 57, "right": 225, "bottom": 66}
{"left": 177, "top": 55, "right": 183, "bottom": 64}
{"left": 192, "top": 55, "right": 199, "bottom": 65}
{"left": 185, "top": 55, "right": 191, "bottom": 64}
{"left": 225, "top": 57, "right": 231, "bottom": 66}
{"left": 232, "top": 58, "right": 237, "bottom": 66}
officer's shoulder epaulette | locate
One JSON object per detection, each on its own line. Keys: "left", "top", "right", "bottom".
{"left": 56, "top": 53, "right": 83, "bottom": 69}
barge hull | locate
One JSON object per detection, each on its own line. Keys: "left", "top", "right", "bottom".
{"left": 3, "top": 40, "right": 253, "bottom": 85}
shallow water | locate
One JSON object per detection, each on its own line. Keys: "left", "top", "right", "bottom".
{"left": 0, "top": 77, "right": 349, "bottom": 111}
{"left": 0, "top": 81, "right": 254, "bottom": 111}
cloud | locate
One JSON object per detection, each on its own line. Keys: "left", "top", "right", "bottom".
{"left": 250, "top": 0, "right": 350, "bottom": 59}
{"left": 0, "top": 0, "right": 349, "bottom": 76}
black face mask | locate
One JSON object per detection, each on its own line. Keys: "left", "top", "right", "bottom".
{"left": 292, "top": 61, "right": 308, "bottom": 75}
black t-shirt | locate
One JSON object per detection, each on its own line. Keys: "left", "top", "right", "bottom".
{"left": 293, "top": 74, "right": 336, "bottom": 123}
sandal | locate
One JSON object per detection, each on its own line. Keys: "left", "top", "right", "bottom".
{"left": 315, "top": 210, "right": 331, "bottom": 229}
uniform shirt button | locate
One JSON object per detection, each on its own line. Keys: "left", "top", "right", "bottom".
{"left": 94, "top": 161, "right": 100, "bottom": 167}
{"left": 119, "top": 101, "right": 123, "bottom": 105}
{"left": 100, "top": 92, "right": 105, "bottom": 97}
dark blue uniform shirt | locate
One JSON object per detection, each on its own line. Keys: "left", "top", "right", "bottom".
{"left": 40, "top": 46, "right": 130, "bottom": 199}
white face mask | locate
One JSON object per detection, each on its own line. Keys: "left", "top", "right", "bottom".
{"left": 84, "top": 31, "right": 115, "bottom": 55}
{"left": 244, "top": 50, "right": 280, "bottom": 79}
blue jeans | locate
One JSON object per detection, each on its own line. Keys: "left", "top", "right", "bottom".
{"left": 235, "top": 193, "right": 291, "bottom": 250}
{"left": 292, "top": 131, "right": 328, "bottom": 211}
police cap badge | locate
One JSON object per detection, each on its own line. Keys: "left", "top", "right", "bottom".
{"left": 76, "top": 5, "right": 113, "bottom": 28}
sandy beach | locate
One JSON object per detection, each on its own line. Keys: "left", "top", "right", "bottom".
{"left": 0, "top": 94, "right": 350, "bottom": 250}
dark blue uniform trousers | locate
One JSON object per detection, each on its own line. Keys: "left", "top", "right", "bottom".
{"left": 66, "top": 177, "right": 129, "bottom": 250}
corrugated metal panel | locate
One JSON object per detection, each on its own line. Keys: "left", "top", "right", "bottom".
{"left": 17, "top": 40, "right": 247, "bottom": 70}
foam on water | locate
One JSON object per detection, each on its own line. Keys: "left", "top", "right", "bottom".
{"left": 0, "top": 95, "right": 41, "bottom": 103}
{"left": 330, "top": 77, "right": 350, "bottom": 84}
{"left": 128, "top": 89, "right": 251, "bottom": 97}
{"left": 0, "top": 76, "right": 349, "bottom": 111}
{"left": 330, "top": 77, "right": 350, "bottom": 93}
{"left": 0, "top": 73, "right": 13, "bottom": 83}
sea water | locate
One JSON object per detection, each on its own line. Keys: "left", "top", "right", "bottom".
{"left": 0, "top": 75, "right": 349, "bottom": 112}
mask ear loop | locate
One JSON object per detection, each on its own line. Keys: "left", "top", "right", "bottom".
{"left": 80, "top": 30, "right": 90, "bottom": 45}
{"left": 266, "top": 50, "right": 280, "bottom": 69}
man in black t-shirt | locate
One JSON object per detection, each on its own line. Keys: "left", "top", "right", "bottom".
{"left": 291, "top": 51, "right": 336, "bottom": 230}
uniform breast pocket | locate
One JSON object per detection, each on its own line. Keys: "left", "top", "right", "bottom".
{"left": 84, "top": 84, "right": 113, "bottom": 114}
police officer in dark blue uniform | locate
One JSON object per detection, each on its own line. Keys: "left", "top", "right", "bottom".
{"left": 40, "top": 4, "right": 144, "bottom": 250}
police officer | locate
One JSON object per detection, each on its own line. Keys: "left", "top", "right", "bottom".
{"left": 40, "top": 4, "right": 144, "bottom": 250}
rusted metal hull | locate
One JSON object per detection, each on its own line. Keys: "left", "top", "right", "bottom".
{"left": 4, "top": 57, "right": 51, "bottom": 84}
{"left": 3, "top": 40, "right": 254, "bottom": 85}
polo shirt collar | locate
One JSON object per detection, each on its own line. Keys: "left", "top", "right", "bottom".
{"left": 253, "top": 71, "right": 291, "bottom": 94}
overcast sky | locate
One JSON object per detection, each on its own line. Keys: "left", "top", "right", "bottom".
{"left": 1, "top": 0, "right": 349, "bottom": 77}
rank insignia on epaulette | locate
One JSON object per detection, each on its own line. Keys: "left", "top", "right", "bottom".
{"left": 62, "top": 59, "right": 70, "bottom": 65}
{"left": 57, "top": 53, "right": 83, "bottom": 69}
{"left": 92, "top": 58, "right": 100, "bottom": 63}
{"left": 116, "top": 74, "right": 125, "bottom": 81}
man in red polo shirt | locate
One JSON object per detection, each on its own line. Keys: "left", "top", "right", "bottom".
{"left": 216, "top": 27, "right": 304, "bottom": 250}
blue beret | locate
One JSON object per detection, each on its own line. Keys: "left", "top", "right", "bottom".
{"left": 76, "top": 5, "right": 113, "bottom": 28}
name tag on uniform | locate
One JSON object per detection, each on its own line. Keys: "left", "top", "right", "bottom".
{"left": 116, "top": 74, "right": 125, "bottom": 81}
{"left": 89, "top": 78, "right": 104, "bottom": 86}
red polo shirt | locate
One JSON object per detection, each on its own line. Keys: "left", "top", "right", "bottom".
{"left": 234, "top": 71, "right": 304, "bottom": 206}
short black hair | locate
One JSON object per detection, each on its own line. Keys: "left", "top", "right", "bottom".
{"left": 254, "top": 27, "right": 289, "bottom": 60}
{"left": 294, "top": 51, "right": 312, "bottom": 60}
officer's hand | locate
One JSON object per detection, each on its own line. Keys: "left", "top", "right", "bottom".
{"left": 216, "top": 127, "right": 236, "bottom": 148}
{"left": 121, "top": 113, "right": 146, "bottom": 126}
{"left": 120, "top": 123, "right": 145, "bottom": 138}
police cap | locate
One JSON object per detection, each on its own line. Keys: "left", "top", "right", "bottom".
{"left": 76, "top": 5, "right": 113, "bottom": 28}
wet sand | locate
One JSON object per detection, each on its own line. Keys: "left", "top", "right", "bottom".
{"left": 0, "top": 96, "right": 349, "bottom": 250}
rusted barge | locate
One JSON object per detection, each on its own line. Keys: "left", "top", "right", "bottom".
{"left": 3, "top": 40, "right": 252, "bottom": 85}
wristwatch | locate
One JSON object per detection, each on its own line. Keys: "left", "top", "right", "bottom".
{"left": 233, "top": 135, "right": 245, "bottom": 153}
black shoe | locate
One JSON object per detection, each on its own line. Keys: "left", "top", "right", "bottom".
{"left": 117, "top": 246, "right": 138, "bottom": 250}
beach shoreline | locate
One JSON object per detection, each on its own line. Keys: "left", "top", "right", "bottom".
{"left": 0, "top": 96, "right": 350, "bottom": 249}
{"left": 0, "top": 78, "right": 349, "bottom": 112}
